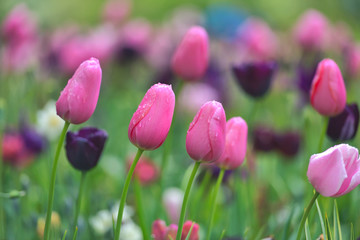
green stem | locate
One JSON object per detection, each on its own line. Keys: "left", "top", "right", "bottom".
{"left": 114, "top": 148, "right": 144, "bottom": 240}
{"left": 176, "top": 161, "right": 201, "bottom": 240}
{"left": 296, "top": 191, "right": 320, "bottom": 240}
{"left": 318, "top": 117, "right": 328, "bottom": 153}
{"left": 192, "top": 170, "right": 211, "bottom": 218}
{"left": 44, "top": 121, "right": 70, "bottom": 240}
{"left": 134, "top": 177, "right": 150, "bottom": 240}
{"left": 206, "top": 168, "right": 225, "bottom": 240}
{"left": 72, "top": 171, "right": 87, "bottom": 239}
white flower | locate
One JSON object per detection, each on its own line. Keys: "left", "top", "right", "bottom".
{"left": 111, "top": 204, "right": 134, "bottom": 224}
{"left": 89, "top": 210, "right": 113, "bottom": 235}
{"left": 119, "top": 221, "right": 143, "bottom": 240}
{"left": 162, "top": 187, "right": 184, "bottom": 223}
{"left": 36, "top": 100, "right": 64, "bottom": 140}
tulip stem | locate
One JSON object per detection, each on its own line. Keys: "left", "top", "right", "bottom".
{"left": 205, "top": 168, "right": 225, "bottom": 240}
{"left": 134, "top": 176, "right": 150, "bottom": 240}
{"left": 318, "top": 117, "right": 328, "bottom": 152}
{"left": 176, "top": 161, "right": 201, "bottom": 240}
{"left": 72, "top": 171, "right": 87, "bottom": 239}
{"left": 44, "top": 121, "right": 70, "bottom": 240}
{"left": 296, "top": 191, "right": 320, "bottom": 240}
{"left": 114, "top": 148, "right": 144, "bottom": 240}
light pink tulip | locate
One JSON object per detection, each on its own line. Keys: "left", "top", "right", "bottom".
{"left": 166, "top": 224, "right": 178, "bottom": 240}
{"left": 152, "top": 219, "right": 167, "bottom": 240}
{"left": 307, "top": 144, "right": 360, "bottom": 197}
{"left": 56, "top": 58, "right": 102, "bottom": 124}
{"left": 216, "top": 117, "right": 248, "bottom": 169}
{"left": 310, "top": 59, "right": 346, "bottom": 116}
{"left": 186, "top": 101, "right": 226, "bottom": 162}
{"left": 171, "top": 26, "right": 209, "bottom": 81}
{"left": 128, "top": 83, "right": 175, "bottom": 150}
{"left": 293, "top": 9, "right": 329, "bottom": 50}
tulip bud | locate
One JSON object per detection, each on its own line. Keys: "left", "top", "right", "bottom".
{"left": 274, "top": 131, "right": 301, "bottom": 157}
{"left": 216, "top": 117, "right": 247, "bottom": 169}
{"left": 310, "top": 59, "right": 346, "bottom": 116}
{"left": 253, "top": 126, "right": 276, "bottom": 152}
{"left": 293, "top": 9, "right": 328, "bottom": 50}
{"left": 166, "top": 224, "right": 178, "bottom": 240}
{"left": 152, "top": 219, "right": 167, "bottom": 240}
{"left": 65, "top": 127, "right": 108, "bottom": 171}
{"left": 127, "top": 155, "right": 159, "bottom": 185}
{"left": 128, "top": 83, "right": 175, "bottom": 150}
{"left": 56, "top": 57, "right": 102, "bottom": 124}
{"left": 307, "top": 144, "right": 360, "bottom": 197}
{"left": 186, "top": 101, "right": 226, "bottom": 162}
{"left": 181, "top": 221, "right": 199, "bottom": 240}
{"left": 327, "top": 103, "right": 359, "bottom": 141}
{"left": 232, "top": 61, "right": 277, "bottom": 98}
{"left": 171, "top": 26, "right": 209, "bottom": 81}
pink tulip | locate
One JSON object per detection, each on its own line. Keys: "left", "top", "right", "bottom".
{"left": 127, "top": 155, "right": 159, "bottom": 185}
{"left": 215, "top": 117, "right": 248, "bottom": 169}
{"left": 181, "top": 221, "right": 199, "bottom": 240}
{"left": 166, "top": 224, "right": 178, "bottom": 240}
{"left": 171, "top": 26, "right": 209, "bottom": 81}
{"left": 345, "top": 44, "right": 360, "bottom": 77}
{"left": 128, "top": 83, "right": 175, "bottom": 150}
{"left": 186, "top": 101, "right": 226, "bottom": 162}
{"left": 307, "top": 144, "right": 360, "bottom": 197}
{"left": 56, "top": 58, "right": 102, "bottom": 124}
{"left": 152, "top": 220, "right": 167, "bottom": 240}
{"left": 102, "top": 0, "right": 131, "bottom": 24}
{"left": 293, "top": 9, "right": 329, "bottom": 50}
{"left": 310, "top": 59, "right": 346, "bottom": 116}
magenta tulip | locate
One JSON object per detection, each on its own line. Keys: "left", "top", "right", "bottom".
{"left": 186, "top": 101, "right": 226, "bottom": 162}
{"left": 307, "top": 144, "right": 360, "bottom": 197}
{"left": 128, "top": 83, "right": 175, "bottom": 150}
{"left": 171, "top": 26, "right": 209, "bottom": 81}
{"left": 56, "top": 57, "right": 102, "bottom": 124}
{"left": 215, "top": 117, "right": 247, "bottom": 169}
{"left": 310, "top": 59, "right": 346, "bottom": 116}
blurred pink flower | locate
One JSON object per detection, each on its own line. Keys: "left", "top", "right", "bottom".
{"left": 345, "top": 43, "right": 360, "bottom": 77}
{"left": 127, "top": 155, "right": 159, "bottom": 185}
{"left": 162, "top": 188, "right": 184, "bottom": 223}
{"left": 119, "top": 19, "right": 152, "bottom": 55}
{"left": 293, "top": 9, "right": 329, "bottom": 51}
{"left": 2, "top": 132, "right": 33, "bottom": 168}
{"left": 102, "top": 0, "right": 131, "bottom": 24}
{"left": 237, "top": 18, "right": 277, "bottom": 61}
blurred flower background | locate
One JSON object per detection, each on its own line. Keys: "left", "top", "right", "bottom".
{"left": 1, "top": 0, "right": 360, "bottom": 239}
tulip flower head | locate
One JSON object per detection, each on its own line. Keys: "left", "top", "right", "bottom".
{"left": 327, "top": 103, "right": 359, "bottom": 141}
{"left": 232, "top": 61, "right": 277, "bottom": 98}
{"left": 65, "top": 127, "right": 108, "bottom": 171}
{"left": 127, "top": 155, "right": 159, "bottom": 185}
{"left": 307, "top": 144, "right": 360, "bottom": 197}
{"left": 216, "top": 117, "right": 248, "bottom": 169}
{"left": 171, "top": 26, "right": 209, "bottom": 81}
{"left": 128, "top": 83, "right": 175, "bottom": 150}
{"left": 310, "top": 59, "right": 346, "bottom": 116}
{"left": 56, "top": 57, "right": 102, "bottom": 124}
{"left": 274, "top": 131, "right": 301, "bottom": 157}
{"left": 186, "top": 101, "right": 226, "bottom": 163}
{"left": 151, "top": 220, "right": 199, "bottom": 240}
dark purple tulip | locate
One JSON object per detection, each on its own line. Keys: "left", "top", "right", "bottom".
{"left": 274, "top": 131, "right": 301, "bottom": 157}
{"left": 204, "top": 62, "right": 227, "bottom": 105}
{"left": 232, "top": 61, "right": 277, "bottom": 98}
{"left": 327, "top": 103, "right": 359, "bottom": 141}
{"left": 253, "top": 126, "right": 276, "bottom": 152}
{"left": 65, "top": 127, "right": 108, "bottom": 171}
{"left": 20, "top": 126, "right": 46, "bottom": 155}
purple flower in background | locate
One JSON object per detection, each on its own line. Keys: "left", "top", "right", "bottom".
{"left": 232, "top": 61, "right": 277, "bottom": 98}
{"left": 327, "top": 103, "right": 359, "bottom": 141}
{"left": 65, "top": 127, "right": 108, "bottom": 171}
{"left": 253, "top": 126, "right": 276, "bottom": 152}
{"left": 274, "top": 131, "right": 301, "bottom": 157}
{"left": 20, "top": 125, "right": 46, "bottom": 155}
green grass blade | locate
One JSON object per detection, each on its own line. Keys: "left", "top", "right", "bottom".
{"left": 281, "top": 207, "right": 294, "bottom": 240}
{"left": 219, "top": 229, "right": 226, "bottom": 240}
{"left": 333, "top": 201, "right": 337, "bottom": 240}
{"left": 62, "top": 230, "right": 67, "bottom": 240}
{"left": 184, "top": 223, "right": 194, "bottom": 240}
{"left": 315, "top": 199, "right": 326, "bottom": 239}
{"left": 325, "top": 214, "right": 333, "bottom": 240}
{"left": 305, "top": 218, "right": 312, "bottom": 240}
{"left": 334, "top": 200, "right": 342, "bottom": 240}
{"left": 350, "top": 223, "right": 354, "bottom": 240}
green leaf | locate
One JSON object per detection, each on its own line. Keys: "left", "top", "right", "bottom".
{"left": 72, "top": 227, "right": 78, "bottom": 240}
{"left": 350, "top": 223, "right": 354, "bottom": 240}
{"left": 315, "top": 199, "right": 325, "bottom": 239}
{"left": 334, "top": 200, "right": 342, "bottom": 240}
{"left": 185, "top": 223, "right": 194, "bottom": 240}
{"left": 305, "top": 218, "right": 312, "bottom": 240}
{"left": 281, "top": 207, "right": 294, "bottom": 240}
{"left": 325, "top": 214, "right": 333, "bottom": 240}
{"left": 219, "top": 229, "right": 226, "bottom": 240}
{"left": 62, "top": 230, "right": 67, "bottom": 240}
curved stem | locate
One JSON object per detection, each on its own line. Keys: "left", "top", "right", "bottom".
{"left": 296, "top": 191, "right": 320, "bottom": 240}
{"left": 72, "top": 171, "right": 87, "bottom": 239}
{"left": 206, "top": 168, "right": 225, "bottom": 240}
{"left": 114, "top": 148, "right": 144, "bottom": 240}
{"left": 318, "top": 117, "right": 328, "bottom": 152}
{"left": 134, "top": 176, "right": 150, "bottom": 240}
{"left": 176, "top": 161, "right": 201, "bottom": 240}
{"left": 44, "top": 121, "right": 70, "bottom": 240}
